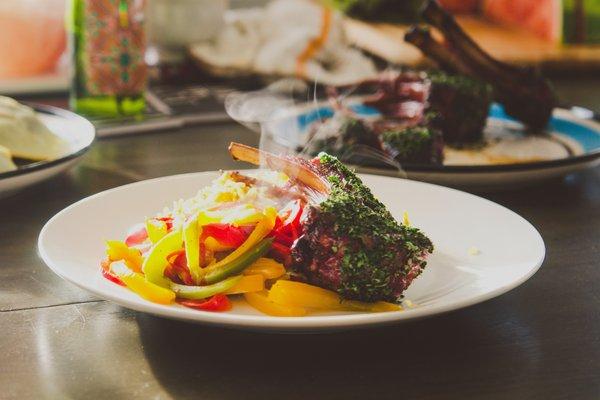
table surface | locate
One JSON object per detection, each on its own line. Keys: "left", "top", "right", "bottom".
{"left": 1, "top": 78, "right": 599, "bottom": 400}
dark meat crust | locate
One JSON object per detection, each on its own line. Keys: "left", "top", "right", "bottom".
{"left": 227, "top": 142, "right": 433, "bottom": 303}
{"left": 289, "top": 154, "right": 434, "bottom": 302}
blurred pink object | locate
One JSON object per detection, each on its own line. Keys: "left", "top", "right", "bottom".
{"left": 0, "top": 0, "right": 67, "bottom": 78}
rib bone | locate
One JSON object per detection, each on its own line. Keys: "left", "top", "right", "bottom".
{"left": 228, "top": 142, "right": 330, "bottom": 194}
{"left": 408, "top": 0, "right": 556, "bottom": 130}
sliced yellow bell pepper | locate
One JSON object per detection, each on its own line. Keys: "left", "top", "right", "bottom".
{"left": 111, "top": 261, "right": 175, "bottom": 305}
{"left": 403, "top": 211, "right": 411, "bottom": 226}
{"left": 223, "top": 274, "right": 265, "bottom": 295}
{"left": 221, "top": 205, "right": 264, "bottom": 226}
{"left": 244, "top": 258, "right": 286, "bottom": 280}
{"left": 146, "top": 218, "right": 168, "bottom": 243}
{"left": 205, "top": 207, "right": 277, "bottom": 274}
{"left": 105, "top": 240, "right": 143, "bottom": 273}
{"left": 204, "top": 236, "right": 234, "bottom": 252}
{"left": 142, "top": 229, "right": 183, "bottom": 287}
{"left": 244, "top": 290, "right": 306, "bottom": 317}
{"left": 197, "top": 210, "right": 222, "bottom": 226}
{"left": 268, "top": 280, "right": 401, "bottom": 313}
{"left": 183, "top": 216, "right": 201, "bottom": 284}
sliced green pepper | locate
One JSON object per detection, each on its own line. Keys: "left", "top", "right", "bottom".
{"left": 183, "top": 215, "right": 201, "bottom": 284}
{"left": 204, "top": 238, "right": 273, "bottom": 285}
{"left": 171, "top": 275, "right": 242, "bottom": 300}
{"left": 142, "top": 229, "right": 183, "bottom": 287}
{"left": 146, "top": 218, "right": 168, "bottom": 243}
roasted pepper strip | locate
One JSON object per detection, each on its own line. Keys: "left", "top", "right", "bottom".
{"left": 204, "top": 207, "right": 277, "bottom": 274}
{"left": 111, "top": 261, "right": 175, "bottom": 305}
{"left": 142, "top": 229, "right": 183, "bottom": 287}
{"left": 171, "top": 275, "right": 242, "bottom": 300}
{"left": 105, "top": 240, "right": 143, "bottom": 273}
{"left": 244, "top": 290, "right": 307, "bottom": 317}
{"left": 223, "top": 274, "right": 265, "bottom": 295}
{"left": 204, "top": 238, "right": 273, "bottom": 284}
{"left": 244, "top": 258, "right": 286, "bottom": 280}
{"left": 268, "top": 280, "right": 401, "bottom": 312}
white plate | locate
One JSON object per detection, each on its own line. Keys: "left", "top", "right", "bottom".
{"left": 38, "top": 171, "right": 545, "bottom": 332}
{"left": 0, "top": 104, "right": 95, "bottom": 198}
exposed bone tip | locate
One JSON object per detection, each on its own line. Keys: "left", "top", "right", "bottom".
{"left": 228, "top": 142, "right": 330, "bottom": 194}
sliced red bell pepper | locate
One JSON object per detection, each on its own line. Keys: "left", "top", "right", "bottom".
{"left": 202, "top": 223, "right": 250, "bottom": 247}
{"left": 269, "top": 200, "right": 304, "bottom": 251}
{"left": 177, "top": 294, "right": 232, "bottom": 312}
{"left": 272, "top": 215, "right": 284, "bottom": 232}
{"left": 125, "top": 225, "right": 148, "bottom": 247}
{"left": 100, "top": 259, "right": 125, "bottom": 286}
{"left": 157, "top": 216, "right": 174, "bottom": 231}
{"left": 270, "top": 241, "right": 292, "bottom": 262}
{"left": 167, "top": 249, "right": 194, "bottom": 285}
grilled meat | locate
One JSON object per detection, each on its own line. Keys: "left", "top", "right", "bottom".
{"left": 381, "top": 125, "right": 444, "bottom": 164}
{"left": 359, "top": 69, "right": 492, "bottom": 144}
{"left": 229, "top": 142, "right": 433, "bottom": 302}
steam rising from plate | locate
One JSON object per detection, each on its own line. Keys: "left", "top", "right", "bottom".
{"left": 225, "top": 79, "right": 407, "bottom": 177}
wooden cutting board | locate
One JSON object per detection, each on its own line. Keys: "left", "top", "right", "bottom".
{"left": 344, "top": 15, "right": 600, "bottom": 70}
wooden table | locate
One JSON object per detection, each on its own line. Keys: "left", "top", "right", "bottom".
{"left": 1, "top": 78, "right": 599, "bottom": 399}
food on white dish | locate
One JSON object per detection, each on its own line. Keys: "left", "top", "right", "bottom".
{"left": 190, "top": 0, "right": 377, "bottom": 86}
{"left": 0, "top": 144, "right": 16, "bottom": 173}
{"left": 100, "top": 143, "right": 433, "bottom": 316}
{"left": 0, "top": 96, "right": 69, "bottom": 162}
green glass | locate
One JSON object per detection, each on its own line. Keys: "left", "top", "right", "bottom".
{"left": 563, "top": 0, "right": 600, "bottom": 44}
{"left": 69, "top": 0, "right": 147, "bottom": 117}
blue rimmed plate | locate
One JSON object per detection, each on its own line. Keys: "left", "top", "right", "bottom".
{"left": 262, "top": 100, "right": 600, "bottom": 189}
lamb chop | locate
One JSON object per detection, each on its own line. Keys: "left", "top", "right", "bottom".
{"left": 405, "top": 0, "right": 556, "bottom": 130}
{"left": 356, "top": 69, "right": 492, "bottom": 144}
{"left": 229, "top": 142, "right": 433, "bottom": 303}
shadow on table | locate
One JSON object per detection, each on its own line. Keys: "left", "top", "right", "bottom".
{"left": 136, "top": 304, "right": 542, "bottom": 400}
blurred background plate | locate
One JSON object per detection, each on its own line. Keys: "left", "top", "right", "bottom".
{"left": 263, "top": 101, "right": 600, "bottom": 190}
{"left": 0, "top": 104, "right": 95, "bottom": 198}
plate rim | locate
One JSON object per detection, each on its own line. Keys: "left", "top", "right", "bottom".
{"left": 0, "top": 103, "right": 96, "bottom": 180}
{"left": 38, "top": 170, "right": 546, "bottom": 330}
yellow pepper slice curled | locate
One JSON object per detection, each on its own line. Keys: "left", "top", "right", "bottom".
{"left": 105, "top": 240, "right": 143, "bottom": 273}
{"left": 223, "top": 274, "right": 265, "bottom": 295}
{"left": 268, "top": 280, "right": 401, "bottom": 313}
{"left": 111, "top": 261, "right": 175, "bottom": 305}
{"left": 244, "top": 258, "right": 286, "bottom": 280}
{"left": 204, "top": 236, "right": 234, "bottom": 252}
{"left": 244, "top": 290, "right": 306, "bottom": 317}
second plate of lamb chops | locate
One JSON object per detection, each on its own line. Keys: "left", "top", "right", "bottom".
{"left": 238, "top": 0, "right": 600, "bottom": 189}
